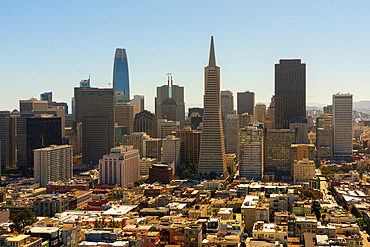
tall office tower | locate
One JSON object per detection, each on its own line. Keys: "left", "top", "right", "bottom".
{"left": 237, "top": 91, "right": 255, "bottom": 117}
{"left": 74, "top": 87, "right": 115, "bottom": 165}
{"left": 157, "top": 119, "right": 180, "bottom": 138}
{"left": 143, "top": 138, "right": 162, "bottom": 160}
{"left": 290, "top": 144, "right": 316, "bottom": 183}
{"left": 264, "top": 129, "right": 295, "bottom": 181}
{"left": 275, "top": 59, "right": 306, "bottom": 129}
{"left": 239, "top": 126, "right": 263, "bottom": 180}
{"left": 155, "top": 76, "right": 185, "bottom": 127}
{"left": 0, "top": 111, "right": 17, "bottom": 172}
{"left": 140, "top": 157, "right": 157, "bottom": 177}
{"left": 113, "top": 48, "right": 130, "bottom": 100}
{"left": 131, "top": 95, "right": 145, "bottom": 117}
{"left": 224, "top": 114, "right": 240, "bottom": 157}
{"left": 20, "top": 99, "right": 48, "bottom": 114}
{"left": 333, "top": 93, "right": 353, "bottom": 157}
{"left": 316, "top": 113, "right": 333, "bottom": 159}
{"left": 17, "top": 116, "right": 62, "bottom": 176}
{"left": 174, "top": 128, "right": 201, "bottom": 165}
{"left": 221, "top": 90, "right": 234, "bottom": 118}
{"left": 265, "top": 96, "right": 275, "bottom": 129}
{"left": 198, "top": 37, "right": 227, "bottom": 178}
{"left": 255, "top": 103, "right": 266, "bottom": 123}
{"left": 115, "top": 101, "right": 134, "bottom": 134}
{"left": 122, "top": 132, "right": 149, "bottom": 157}
{"left": 323, "top": 105, "right": 333, "bottom": 114}
{"left": 134, "top": 110, "right": 156, "bottom": 137}
{"left": 239, "top": 113, "right": 253, "bottom": 129}
{"left": 40, "top": 92, "right": 52, "bottom": 102}
{"left": 162, "top": 135, "right": 181, "bottom": 176}
{"left": 99, "top": 146, "right": 140, "bottom": 187}
{"left": 188, "top": 108, "right": 204, "bottom": 118}
{"left": 34, "top": 145, "right": 73, "bottom": 187}
{"left": 289, "top": 119, "right": 308, "bottom": 144}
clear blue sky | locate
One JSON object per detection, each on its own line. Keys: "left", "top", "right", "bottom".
{"left": 1, "top": 1, "right": 370, "bottom": 112}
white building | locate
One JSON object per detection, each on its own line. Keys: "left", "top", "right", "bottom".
{"left": 162, "top": 135, "right": 180, "bottom": 176}
{"left": 99, "top": 146, "right": 140, "bottom": 188}
{"left": 34, "top": 145, "right": 73, "bottom": 187}
{"left": 333, "top": 93, "right": 353, "bottom": 157}
{"left": 239, "top": 127, "right": 263, "bottom": 180}
{"left": 131, "top": 95, "right": 144, "bottom": 117}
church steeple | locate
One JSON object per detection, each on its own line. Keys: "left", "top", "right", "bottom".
{"left": 208, "top": 36, "right": 216, "bottom": 67}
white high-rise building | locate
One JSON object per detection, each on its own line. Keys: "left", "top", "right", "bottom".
{"left": 162, "top": 135, "right": 180, "bottom": 176}
{"left": 239, "top": 127, "right": 263, "bottom": 180}
{"left": 99, "top": 145, "right": 140, "bottom": 188}
{"left": 157, "top": 119, "right": 180, "bottom": 138}
{"left": 34, "top": 145, "right": 73, "bottom": 187}
{"left": 131, "top": 95, "right": 144, "bottom": 117}
{"left": 333, "top": 93, "right": 353, "bottom": 157}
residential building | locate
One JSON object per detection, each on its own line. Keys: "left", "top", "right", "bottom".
{"left": 33, "top": 194, "right": 69, "bottom": 217}
{"left": 140, "top": 158, "right": 157, "bottom": 177}
{"left": 34, "top": 145, "right": 73, "bottom": 187}
{"left": 239, "top": 126, "right": 263, "bottom": 180}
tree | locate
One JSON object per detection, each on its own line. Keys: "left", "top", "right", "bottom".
{"left": 350, "top": 205, "right": 362, "bottom": 218}
{"left": 312, "top": 201, "right": 322, "bottom": 220}
{"left": 10, "top": 209, "right": 37, "bottom": 233}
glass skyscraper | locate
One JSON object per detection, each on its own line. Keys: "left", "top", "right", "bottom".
{"left": 113, "top": 48, "right": 130, "bottom": 100}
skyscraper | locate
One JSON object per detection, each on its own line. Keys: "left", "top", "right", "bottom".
{"left": 131, "top": 95, "right": 145, "bottom": 117}
{"left": 224, "top": 114, "right": 239, "bottom": 157}
{"left": 40, "top": 92, "right": 52, "bottom": 102}
{"left": 162, "top": 135, "right": 181, "bottom": 176}
{"left": 113, "top": 48, "right": 130, "bottom": 100}
{"left": 198, "top": 37, "right": 227, "bottom": 178}
{"left": 237, "top": 91, "right": 255, "bottom": 117}
{"left": 221, "top": 90, "right": 234, "bottom": 118}
{"left": 155, "top": 76, "right": 185, "bottom": 127}
{"left": 0, "top": 111, "right": 17, "bottom": 173}
{"left": 255, "top": 103, "right": 266, "bottom": 123}
{"left": 275, "top": 59, "right": 306, "bottom": 129}
{"left": 134, "top": 110, "right": 156, "bottom": 137}
{"left": 74, "top": 87, "right": 115, "bottom": 165}
{"left": 333, "top": 93, "right": 353, "bottom": 157}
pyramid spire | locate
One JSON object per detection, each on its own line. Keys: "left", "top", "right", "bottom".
{"left": 208, "top": 36, "right": 216, "bottom": 67}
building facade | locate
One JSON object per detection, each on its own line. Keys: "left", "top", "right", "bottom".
{"left": 198, "top": 37, "right": 227, "bottom": 178}
{"left": 174, "top": 128, "right": 201, "bottom": 165}
{"left": 74, "top": 87, "right": 115, "bottom": 165}
{"left": 99, "top": 146, "right": 140, "bottom": 188}
{"left": 275, "top": 59, "right": 306, "bottom": 129}
{"left": 162, "top": 135, "right": 180, "bottom": 176}
{"left": 113, "top": 48, "right": 130, "bottom": 99}
{"left": 134, "top": 110, "right": 156, "bottom": 137}
{"left": 333, "top": 93, "right": 353, "bottom": 157}
{"left": 34, "top": 145, "right": 73, "bottom": 187}
{"left": 224, "top": 114, "right": 239, "bottom": 157}
{"left": 221, "top": 90, "right": 234, "bottom": 119}
{"left": 237, "top": 91, "right": 255, "bottom": 117}
{"left": 239, "top": 127, "right": 263, "bottom": 181}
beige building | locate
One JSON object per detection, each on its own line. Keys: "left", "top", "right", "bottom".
{"left": 99, "top": 145, "right": 140, "bottom": 188}
{"left": 140, "top": 158, "right": 157, "bottom": 177}
{"left": 293, "top": 159, "right": 315, "bottom": 184}
{"left": 157, "top": 119, "right": 180, "bottom": 138}
{"left": 255, "top": 103, "right": 266, "bottom": 123}
{"left": 162, "top": 135, "right": 180, "bottom": 176}
{"left": 34, "top": 145, "right": 73, "bottom": 187}
{"left": 143, "top": 137, "right": 162, "bottom": 160}
{"left": 122, "top": 132, "right": 149, "bottom": 157}
{"left": 224, "top": 114, "right": 239, "bottom": 157}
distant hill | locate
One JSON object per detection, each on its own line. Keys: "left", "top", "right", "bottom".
{"left": 354, "top": 101, "right": 370, "bottom": 111}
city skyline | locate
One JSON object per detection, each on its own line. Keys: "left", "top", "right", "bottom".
{"left": 1, "top": 1, "right": 370, "bottom": 111}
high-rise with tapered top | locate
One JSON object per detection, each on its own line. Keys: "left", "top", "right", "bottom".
{"left": 198, "top": 37, "right": 227, "bottom": 178}
{"left": 113, "top": 48, "right": 130, "bottom": 100}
